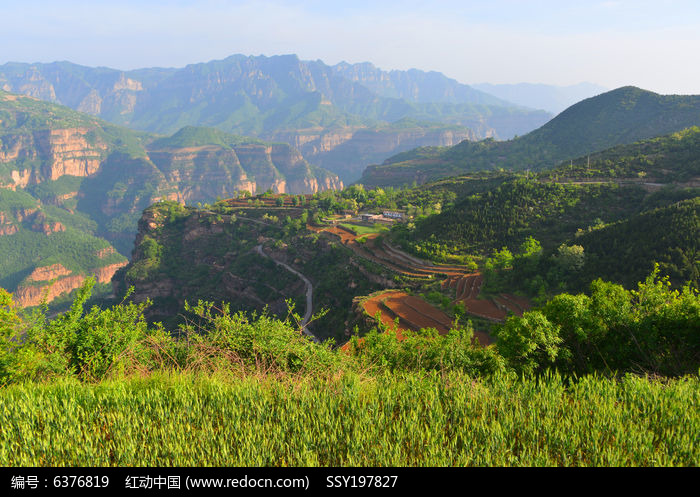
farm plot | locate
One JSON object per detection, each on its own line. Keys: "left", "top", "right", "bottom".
{"left": 311, "top": 223, "right": 528, "bottom": 329}
{"left": 362, "top": 290, "right": 493, "bottom": 346}
{"left": 382, "top": 292, "right": 451, "bottom": 334}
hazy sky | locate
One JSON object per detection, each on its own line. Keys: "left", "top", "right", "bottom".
{"left": 2, "top": 0, "right": 700, "bottom": 94}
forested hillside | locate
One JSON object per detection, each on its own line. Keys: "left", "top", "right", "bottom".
{"left": 360, "top": 87, "right": 700, "bottom": 187}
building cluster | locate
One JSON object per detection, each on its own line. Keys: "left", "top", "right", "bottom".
{"left": 359, "top": 211, "right": 406, "bottom": 224}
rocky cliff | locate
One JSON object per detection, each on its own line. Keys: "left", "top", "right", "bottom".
{"left": 0, "top": 127, "right": 107, "bottom": 189}
{"left": 270, "top": 123, "right": 474, "bottom": 183}
{"left": 1, "top": 56, "right": 552, "bottom": 182}
{"left": 0, "top": 94, "right": 342, "bottom": 306}
{"left": 13, "top": 260, "right": 127, "bottom": 307}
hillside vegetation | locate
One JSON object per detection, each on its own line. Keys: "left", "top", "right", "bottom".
{"left": 360, "top": 87, "right": 700, "bottom": 186}
{"left": 0, "top": 269, "right": 697, "bottom": 465}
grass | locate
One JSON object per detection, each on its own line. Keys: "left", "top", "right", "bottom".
{"left": 340, "top": 223, "right": 389, "bottom": 236}
{"left": 0, "top": 372, "right": 697, "bottom": 466}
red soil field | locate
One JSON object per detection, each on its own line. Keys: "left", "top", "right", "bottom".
{"left": 361, "top": 290, "right": 493, "bottom": 346}
{"left": 383, "top": 292, "right": 451, "bottom": 334}
{"left": 500, "top": 294, "right": 531, "bottom": 314}
{"left": 362, "top": 291, "right": 412, "bottom": 338}
{"left": 403, "top": 296, "right": 453, "bottom": 328}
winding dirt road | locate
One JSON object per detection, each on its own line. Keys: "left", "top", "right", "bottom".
{"left": 254, "top": 244, "right": 317, "bottom": 341}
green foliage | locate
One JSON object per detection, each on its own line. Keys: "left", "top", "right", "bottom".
{"left": 496, "top": 266, "right": 700, "bottom": 376}
{"left": 553, "top": 244, "right": 585, "bottom": 273}
{"left": 125, "top": 235, "right": 162, "bottom": 281}
{"left": 1, "top": 279, "right": 152, "bottom": 382}
{"left": 407, "top": 178, "right": 646, "bottom": 256}
{"left": 494, "top": 311, "right": 563, "bottom": 375}
{"left": 179, "top": 300, "right": 339, "bottom": 374}
{"left": 347, "top": 323, "right": 505, "bottom": 376}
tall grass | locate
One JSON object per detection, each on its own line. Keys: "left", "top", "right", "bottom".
{"left": 1, "top": 372, "right": 696, "bottom": 466}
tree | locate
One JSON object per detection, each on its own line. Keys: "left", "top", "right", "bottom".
{"left": 495, "top": 311, "right": 563, "bottom": 375}
{"left": 554, "top": 244, "right": 585, "bottom": 272}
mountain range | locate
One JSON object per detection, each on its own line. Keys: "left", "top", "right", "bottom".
{"left": 0, "top": 55, "right": 552, "bottom": 182}
{"left": 360, "top": 86, "right": 700, "bottom": 187}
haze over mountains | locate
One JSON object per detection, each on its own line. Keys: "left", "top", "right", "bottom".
{"left": 1, "top": 52, "right": 698, "bottom": 311}
{"left": 361, "top": 86, "right": 700, "bottom": 186}
{"left": 0, "top": 55, "right": 553, "bottom": 182}
{"left": 472, "top": 82, "right": 608, "bottom": 115}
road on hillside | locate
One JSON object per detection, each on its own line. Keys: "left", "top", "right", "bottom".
{"left": 254, "top": 245, "right": 317, "bottom": 341}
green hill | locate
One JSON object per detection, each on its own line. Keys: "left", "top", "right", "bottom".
{"left": 575, "top": 197, "right": 700, "bottom": 287}
{"left": 361, "top": 87, "right": 700, "bottom": 187}
{"left": 541, "top": 126, "right": 700, "bottom": 184}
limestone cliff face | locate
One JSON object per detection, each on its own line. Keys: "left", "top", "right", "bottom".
{"left": 14, "top": 275, "right": 87, "bottom": 308}
{"left": 13, "top": 261, "right": 128, "bottom": 308}
{"left": 270, "top": 128, "right": 357, "bottom": 157}
{"left": 25, "top": 264, "right": 72, "bottom": 282}
{"left": 147, "top": 142, "right": 342, "bottom": 197}
{"left": 293, "top": 126, "right": 475, "bottom": 183}
{"left": 0, "top": 127, "right": 107, "bottom": 188}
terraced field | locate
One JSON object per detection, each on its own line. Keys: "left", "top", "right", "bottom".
{"left": 444, "top": 273, "right": 530, "bottom": 321}
{"left": 310, "top": 221, "right": 528, "bottom": 344}
{"left": 226, "top": 194, "right": 314, "bottom": 209}
{"left": 360, "top": 290, "right": 492, "bottom": 345}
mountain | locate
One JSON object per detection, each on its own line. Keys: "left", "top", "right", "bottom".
{"left": 0, "top": 91, "right": 341, "bottom": 305}
{"left": 360, "top": 87, "right": 700, "bottom": 187}
{"left": 472, "top": 82, "right": 608, "bottom": 114}
{"left": 0, "top": 56, "right": 551, "bottom": 182}
{"left": 112, "top": 200, "right": 385, "bottom": 341}
{"left": 332, "top": 62, "right": 511, "bottom": 106}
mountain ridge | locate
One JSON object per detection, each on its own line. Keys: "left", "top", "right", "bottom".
{"left": 360, "top": 86, "right": 700, "bottom": 187}
{"left": 1, "top": 55, "right": 552, "bottom": 182}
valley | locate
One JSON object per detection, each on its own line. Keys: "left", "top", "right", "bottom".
{"left": 0, "top": 55, "right": 698, "bottom": 469}
{"left": 3, "top": 0, "right": 700, "bottom": 469}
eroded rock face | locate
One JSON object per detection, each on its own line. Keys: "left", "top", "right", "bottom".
{"left": 13, "top": 275, "right": 87, "bottom": 307}
{"left": 25, "top": 264, "right": 72, "bottom": 282}
{"left": 13, "top": 261, "right": 128, "bottom": 307}
{"left": 93, "top": 261, "right": 128, "bottom": 284}
{"left": 35, "top": 128, "right": 106, "bottom": 180}
{"left": 147, "top": 143, "right": 342, "bottom": 197}
{"left": 0, "top": 127, "right": 107, "bottom": 188}
{"left": 0, "top": 224, "right": 18, "bottom": 236}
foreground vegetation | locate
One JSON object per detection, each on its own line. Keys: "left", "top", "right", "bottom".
{"left": 0, "top": 268, "right": 698, "bottom": 466}
{"left": 1, "top": 372, "right": 696, "bottom": 466}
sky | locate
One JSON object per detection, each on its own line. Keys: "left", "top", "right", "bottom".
{"left": 2, "top": 0, "right": 700, "bottom": 94}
